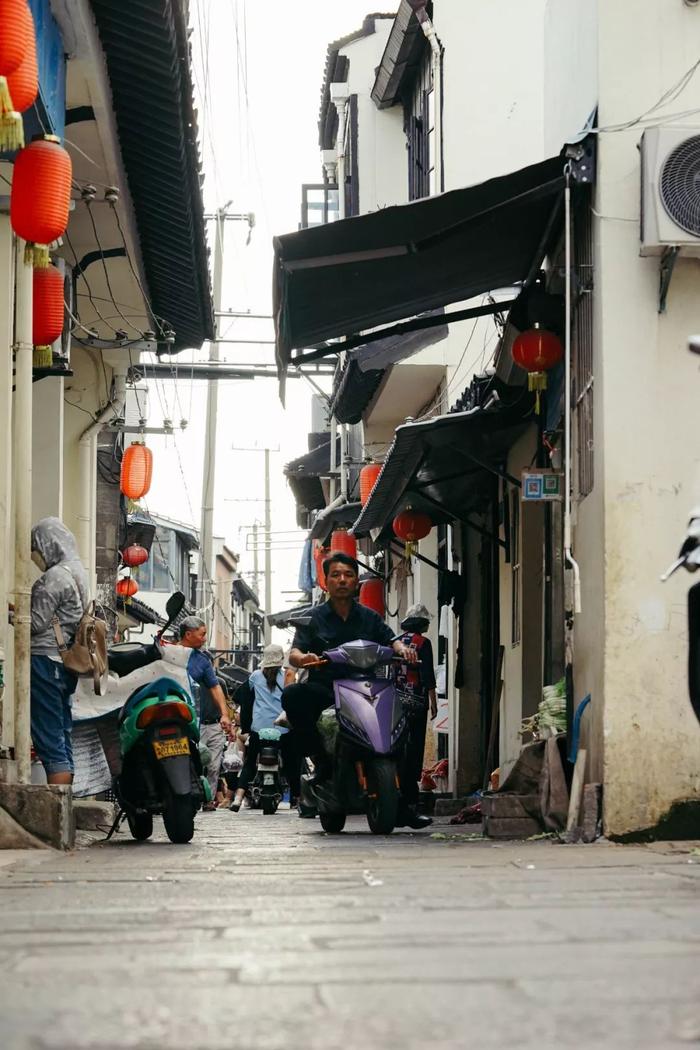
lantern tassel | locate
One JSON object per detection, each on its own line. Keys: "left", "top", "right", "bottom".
{"left": 0, "top": 79, "right": 24, "bottom": 152}
{"left": 31, "top": 244, "right": 50, "bottom": 268}
{"left": 32, "top": 345, "right": 53, "bottom": 369}
{"left": 528, "top": 371, "right": 548, "bottom": 415}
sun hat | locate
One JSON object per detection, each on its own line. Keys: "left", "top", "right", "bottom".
{"left": 260, "top": 643, "right": 285, "bottom": 669}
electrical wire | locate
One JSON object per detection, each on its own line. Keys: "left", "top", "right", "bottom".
{"left": 108, "top": 202, "right": 170, "bottom": 338}
{"left": 588, "top": 58, "right": 700, "bottom": 134}
{"left": 84, "top": 200, "right": 145, "bottom": 337}
{"left": 64, "top": 228, "right": 122, "bottom": 336}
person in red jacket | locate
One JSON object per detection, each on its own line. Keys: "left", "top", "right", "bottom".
{"left": 397, "top": 603, "right": 437, "bottom": 813}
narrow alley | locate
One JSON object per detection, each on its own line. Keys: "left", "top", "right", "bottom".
{"left": 1, "top": 813, "right": 699, "bottom": 1050}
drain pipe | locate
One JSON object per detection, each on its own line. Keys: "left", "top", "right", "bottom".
{"left": 77, "top": 368, "right": 127, "bottom": 590}
{"left": 13, "top": 238, "right": 33, "bottom": 784}
{"left": 417, "top": 6, "right": 443, "bottom": 192}
{"left": 330, "top": 82, "right": 350, "bottom": 220}
{"left": 564, "top": 167, "right": 581, "bottom": 613}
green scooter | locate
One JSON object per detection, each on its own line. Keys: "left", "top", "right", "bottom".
{"left": 111, "top": 593, "right": 209, "bottom": 844}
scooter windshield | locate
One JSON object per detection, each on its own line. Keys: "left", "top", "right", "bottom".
{"left": 325, "top": 640, "right": 394, "bottom": 671}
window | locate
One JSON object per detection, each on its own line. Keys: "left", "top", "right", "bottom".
{"left": 300, "top": 184, "right": 339, "bottom": 229}
{"left": 573, "top": 196, "right": 594, "bottom": 498}
{"left": 510, "top": 489, "right": 521, "bottom": 647}
{"left": 132, "top": 527, "right": 175, "bottom": 593}
{"left": 406, "top": 54, "right": 434, "bottom": 201}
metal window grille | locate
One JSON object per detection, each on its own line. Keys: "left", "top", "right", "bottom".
{"left": 573, "top": 197, "right": 594, "bottom": 498}
{"left": 406, "top": 54, "right": 433, "bottom": 201}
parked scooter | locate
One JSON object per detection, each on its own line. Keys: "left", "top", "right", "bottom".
{"left": 248, "top": 727, "right": 286, "bottom": 815}
{"left": 107, "top": 593, "right": 209, "bottom": 843}
{"left": 298, "top": 639, "right": 407, "bottom": 834}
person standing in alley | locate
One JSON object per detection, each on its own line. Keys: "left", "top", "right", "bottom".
{"left": 397, "top": 603, "right": 437, "bottom": 818}
{"left": 177, "top": 616, "right": 233, "bottom": 809}
{"left": 30, "top": 518, "right": 89, "bottom": 785}
{"left": 229, "top": 643, "right": 300, "bottom": 812}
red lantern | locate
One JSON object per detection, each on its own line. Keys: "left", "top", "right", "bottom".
{"left": 511, "top": 324, "right": 563, "bottom": 413}
{"left": 120, "top": 442, "right": 153, "bottom": 500}
{"left": 116, "top": 577, "right": 139, "bottom": 599}
{"left": 121, "top": 543, "right": 149, "bottom": 568}
{"left": 10, "top": 135, "right": 73, "bottom": 266}
{"left": 0, "top": 0, "right": 32, "bottom": 77}
{"left": 330, "top": 529, "right": 357, "bottom": 560}
{"left": 314, "top": 543, "right": 329, "bottom": 591}
{"left": 359, "top": 463, "right": 381, "bottom": 506}
{"left": 393, "top": 510, "right": 432, "bottom": 543}
{"left": 0, "top": 10, "right": 36, "bottom": 152}
{"left": 359, "top": 578, "right": 385, "bottom": 617}
{"left": 33, "top": 263, "right": 63, "bottom": 348}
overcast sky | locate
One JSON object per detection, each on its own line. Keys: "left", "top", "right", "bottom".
{"left": 144, "top": 1, "right": 381, "bottom": 621}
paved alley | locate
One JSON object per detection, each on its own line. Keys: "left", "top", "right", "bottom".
{"left": 0, "top": 811, "right": 699, "bottom": 1049}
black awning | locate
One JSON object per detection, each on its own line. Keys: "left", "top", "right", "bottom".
{"left": 284, "top": 434, "right": 339, "bottom": 516}
{"left": 309, "top": 501, "right": 363, "bottom": 543}
{"left": 330, "top": 359, "right": 385, "bottom": 425}
{"left": 267, "top": 603, "right": 315, "bottom": 629}
{"left": 232, "top": 578, "right": 259, "bottom": 608}
{"left": 351, "top": 381, "right": 534, "bottom": 537}
{"left": 90, "top": 0, "right": 214, "bottom": 352}
{"left": 273, "top": 154, "right": 565, "bottom": 378}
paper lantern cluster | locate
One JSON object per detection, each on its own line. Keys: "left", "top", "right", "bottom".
{"left": 32, "top": 262, "right": 63, "bottom": 368}
{"left": 393, "top": 508, "right": 433, "bottom": 558}
{"left": 116, "top": 577, "right": 139, "bottom": 599}
{"left": 1, "top": 1, "right": 73, "bottom": 266}
{"left": 329, "top": 529, "right": 357, "bottom": 560}
{"left": 0, "top": 0, "right": 35, "bottom": 151}
{"left": 359, "top": 463, "right": 381, "bottom": 506}
{"left": 359, "top": 578, "right": 385, "bottom": 617}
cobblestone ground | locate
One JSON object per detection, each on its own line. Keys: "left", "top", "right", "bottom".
{"left": 0, "top": 808, "right": 699, "bottom": 1050}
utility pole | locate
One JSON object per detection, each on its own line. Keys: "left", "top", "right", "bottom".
{"left": 264, "top": 448, "right": 272, "bottom": 644}
{"left": 252, "top": 520, "right": 260, "bottom": 598}
{"left": 198, "top": 206, "right": 226, "bottom": 635}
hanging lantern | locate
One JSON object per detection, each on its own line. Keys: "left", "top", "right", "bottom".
{"left": 10, "top": 135, "right": 73, "bottom": 266}
{"left": 330, "top": 528, "right": 357, "bottom": 560}
{"left": 393, "top": 508, "right": 432, "bottom": 559}
{"left": 116, "top": 577, "right": 139, "bottom": 599}
{"left": 120, "top": 442, "right": 153, "bottom": 500}
{"left": 0, "top": 0, "right": 32, "bottom": 149}
{"left": 359, "top": 463, "right": 381, "bottom": 506}
{"left": 313, "top": 543, "right": 329, "bottom": 591}
{"left": 121, "top": 543, "right": 149, "bottom": 568}
{"left": 359, "top": 578, "right": 385, "bottom": 617}
{"left": 33, "top": 262, "right": 63, "bottom": 354}
{"left": 511, "top": 324, "right": 563, "bottom": 414}
{"left": 0, "top": 17, "right": 36, "bottom": 151}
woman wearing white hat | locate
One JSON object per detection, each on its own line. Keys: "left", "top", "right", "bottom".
{"left": 229, "top": 644, "right": 300, "bottom": 812}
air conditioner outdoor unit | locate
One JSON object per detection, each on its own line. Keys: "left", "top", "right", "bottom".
{"left": 640, "top": 126, "right": 700, "bottom": 256}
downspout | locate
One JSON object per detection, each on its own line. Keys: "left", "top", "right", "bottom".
{"left": 77, "top": 368, "right": 127, "bottom": 590}
{"left": 330, "top": 82, "right": 350, "bottom": 220}
{"left": 564, "top": 168, "right": 581, "bottom": 612}
{"left": 417, "top": 7, "right": 444, "bottom": 192}
{"left": 13, "top": 238, "right": 33, "bottom": 784}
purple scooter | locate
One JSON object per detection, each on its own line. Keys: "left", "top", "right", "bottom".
{"left": 301, "top": 639, "right": 407, "bottom": 834}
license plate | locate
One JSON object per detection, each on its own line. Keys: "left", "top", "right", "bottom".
{"left": 153, "top": 737, "right": 189, "bottom": 759}
{"left": 263, "top": 774, "right": 275, "bottom": 785}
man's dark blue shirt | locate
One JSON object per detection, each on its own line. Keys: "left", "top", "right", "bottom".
{"left": 292, "top": 599, "right": 394, "bottom": 684}
{"left": 187, "top": 647, "right": 218, "bottom": 690}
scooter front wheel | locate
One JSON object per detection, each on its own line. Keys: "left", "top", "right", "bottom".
{"left": 366, "top": 757, "right": 399, "bottom": 835}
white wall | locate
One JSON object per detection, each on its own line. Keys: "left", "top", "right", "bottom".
{"left": 582, "top": 0, "right": 700, "bottom": 834}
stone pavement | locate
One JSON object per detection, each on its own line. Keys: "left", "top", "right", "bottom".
{"left": 0, "top": 808, "right": 699, "bottom": 1050}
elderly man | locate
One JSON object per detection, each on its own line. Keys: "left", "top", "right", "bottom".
{"left": 177, "top": 616, "right": 233, "bottom": 809}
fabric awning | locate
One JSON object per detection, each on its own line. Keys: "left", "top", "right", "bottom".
{"left": 309, "top": 501, "right": 363, "bottom": 543}
{"left": 351, "top": 381, "right": 534, "bottom": 537}
{"left": 273, "top": 154, "right": 566, "bottom": 380}
{"left": 267, "top": 604, "right": 315, "bottom": 629}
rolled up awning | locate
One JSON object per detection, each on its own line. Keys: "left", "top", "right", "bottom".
{"left": 273, "top": 154, "right": 566, "bottom": 383}
{"left": 351, "top": 380, "right": 534, "bottom": 538}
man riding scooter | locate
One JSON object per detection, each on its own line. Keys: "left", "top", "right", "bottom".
{"left": 282, "top": 551, "right": 432, "bottom": 830}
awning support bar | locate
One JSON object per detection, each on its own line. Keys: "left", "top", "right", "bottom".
{"left": 446, "top": 443, "right": 521, "bottom": 489}
{"left": 290, "top": 299, "right": 515, "bottom": 367}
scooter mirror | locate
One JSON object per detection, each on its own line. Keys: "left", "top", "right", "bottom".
{"left": 165, "top": 591, "right": 186, "bottom": 621}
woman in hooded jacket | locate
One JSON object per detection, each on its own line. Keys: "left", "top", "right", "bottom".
{"left": 29, "top": 517, "right": 88, "bottom": 784}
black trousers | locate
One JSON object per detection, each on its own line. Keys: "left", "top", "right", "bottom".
{"left": 238, "top": 731, "right": 301, "bottom": 798}
{"left": 281, "top": 681, "right": 335, "bottom": 763}
{"left": 400, "top": 708, "right": 429, "bottom": 806}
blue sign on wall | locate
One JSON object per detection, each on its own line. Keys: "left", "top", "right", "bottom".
{"left": 26, "top": 0, "right": 66, "bottom": 141}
